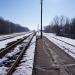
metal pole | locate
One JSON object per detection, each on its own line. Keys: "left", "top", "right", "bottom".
{"left": 41, "top": 0, "right": 43, "bottom": 38}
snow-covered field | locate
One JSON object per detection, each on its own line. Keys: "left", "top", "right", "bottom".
{"left": 0, "top": 32, "right": 31, "bottom": 49}
{"left": 44, "top": 33, "right": 75, "bottom": 59}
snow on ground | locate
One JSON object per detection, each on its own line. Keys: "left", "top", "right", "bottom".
{"left": 0, "top": 31, "right": 31, "bottom": 41}
{"left": 0, "top": 34, "right": 33, "bottom": 75}
{"left": 47, "top": 33, "right": 75, "bottom": 46}
{"left": 36, "top": 31, "right": 41, "bottom": 36}
{"left": 0, "top": 44, "right": 22, "bottom": 75}
{"left": 0, "top": 66, "right": 8, "bottom": 75}
{"left": 0, "top": 32, "right": 26, "bottom": 40}
{"left": 44, "top": 33, "right": 75, "bottom": 59}
{"left": 0, "top": 32, "right": 31, "bottom": 49}
{"left": 13, "top": 36, "right": 36, "bottom": 75}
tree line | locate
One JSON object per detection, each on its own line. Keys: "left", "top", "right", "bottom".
{"left": 0, "top": 17, "right": 29, "bottom": 35}
{"left": 44, "top": 16, "right": 75, "bottom": 39}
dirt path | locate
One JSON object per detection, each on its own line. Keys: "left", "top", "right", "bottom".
{"left": 32, "top": 36, "right": 75, "bottom": 75}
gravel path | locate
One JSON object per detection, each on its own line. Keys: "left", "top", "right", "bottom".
{"left": 32, "top": 36, "right": 75, "bottom": 75}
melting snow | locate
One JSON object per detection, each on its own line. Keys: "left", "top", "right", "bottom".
{"left": 0, "top": 32, "right": 31, "bottom": 49}
{"left": 13, "top": 36, "right": 36, "bottom": 75}
{"left": 44, "top": 33, "right": 75, "bottom": 59}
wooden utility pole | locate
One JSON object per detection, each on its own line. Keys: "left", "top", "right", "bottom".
{"left": 41, "top": 0, "right": 43, "bottom": 38}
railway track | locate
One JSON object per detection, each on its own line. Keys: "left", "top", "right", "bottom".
{"left": 6, "top": 32, "right": 35, "bottom": 75}
{"left": 0, "top": 32, "right": 30, "bottom": 41}
{"left": 0, "top": 32, "right": 33, "bottom": 57}
{"left": 0, "top": 32, "right": 35, "bottom": 75}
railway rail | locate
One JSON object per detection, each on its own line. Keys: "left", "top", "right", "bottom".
{"left": 0, "top": 32, "right": 35, "bottom": 75}
{"left": 0, "top": 32, "right": 33, "bottom": 57}
{"left": 6, "top": 32, "right": 35, "bottom": 75}
{"left": 0, "top": 32, "right": 29, "bottom": 41}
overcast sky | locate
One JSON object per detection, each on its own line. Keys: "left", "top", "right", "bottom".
{"left": 0, "top": 0, "right": 75, "bottom": 30}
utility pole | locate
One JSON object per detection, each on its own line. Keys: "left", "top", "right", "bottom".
{"left": 41, "top": 0, "right": 43, "bottom": 38}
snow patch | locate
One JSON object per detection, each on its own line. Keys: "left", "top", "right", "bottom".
{"left": 44, "top": 33, "right": 75, "bottom": 59}
{"left": 13, "top": 36, "right": 36, "bottom": 75}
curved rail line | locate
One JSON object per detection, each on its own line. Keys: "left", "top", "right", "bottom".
{"left": 0, "top": 32, "right": 33, "bottom": 58}
{"left": 6, "top": 32, "right": 35, "bottom": 75}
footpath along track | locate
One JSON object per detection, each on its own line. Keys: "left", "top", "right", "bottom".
{"left": 32, "top": 36, "right": 75, "bottom": 75}
{"left": 43, "top": 36, "right": 75, "bottom": 75}
{"left": 0, "top": 32, "right": 33, "bottom": 58}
